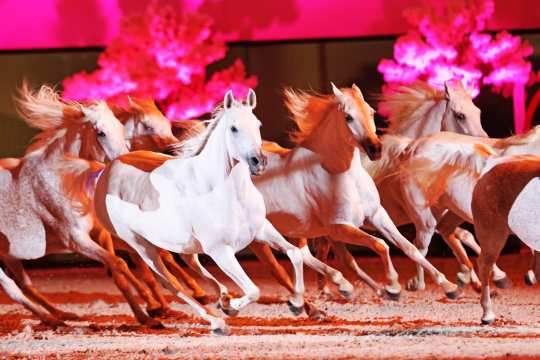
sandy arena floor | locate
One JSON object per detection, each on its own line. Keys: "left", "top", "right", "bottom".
{"left": 1, "top": 254, "right": 540, "bottom": 359}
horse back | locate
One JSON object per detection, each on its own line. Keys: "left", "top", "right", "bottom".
{"left": 117, "top": 151, "right": 173, "bottom": 172}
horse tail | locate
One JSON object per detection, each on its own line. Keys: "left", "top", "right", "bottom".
{"left": 55, "top": 156, "right": 105, "bottom": 215}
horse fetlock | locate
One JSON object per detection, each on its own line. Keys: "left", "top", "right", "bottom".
{"left": 405, "top": 276, "right": 424, "bottom": 291}
{"left": 525, "top": 270, "right": 537, "bottom": 286}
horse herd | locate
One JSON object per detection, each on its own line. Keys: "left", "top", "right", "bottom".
{"left": 0, "top": 80, "right": 539, "bottom": 335}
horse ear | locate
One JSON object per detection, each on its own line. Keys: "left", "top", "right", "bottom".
{"left": 444, "top": 81, "right": 454, "bottom": 99}
{"left": 246, "top": 89, "right": 256, "bottom": 109}
{"left": 331, "top": 82, "right": 346, "bottom": 103}
{"left": 224, "top": 90, "right": 235, "bottom": 109}
{"left": 128, "top": 96, "right": 143, "bottom": 111}
{"left": 352, "top": 84, "right": 364, "bottom": 101}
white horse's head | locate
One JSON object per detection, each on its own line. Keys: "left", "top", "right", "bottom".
{"left": 222, "top": 89, "right": 266, "bottom": 175}
{"left": 442, "top": 80, "right": 487, "bottom": 137}
{"left": 79, "top": 101, "right": 129, "bottom": 161}
{"left": 332, "top": 83, "right": 382, "bottom": 160}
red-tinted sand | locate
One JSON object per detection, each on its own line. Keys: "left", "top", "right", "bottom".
{"left": 1, "top": 255, "right": 540, "bottom": 359}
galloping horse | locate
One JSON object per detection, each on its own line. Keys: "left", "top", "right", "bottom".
{"left": 0, "top": 85, "right": 131, "bottom": 327}
{"left": 472, "top": 155, "right": 540, "bottom": 324}
{"left": 66, "top": 90, "right": 307, "bottom": 335}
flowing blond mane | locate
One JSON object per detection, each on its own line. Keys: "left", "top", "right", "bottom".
{"left": 110, "top": 98, "right": 164, "bottom": 125}
{"left": 285, "top": 88, "right": 339, "bottom": 145}
{"left": 16, "top": 83, "right": 109, "bottom": 158}
{"left": 379, "top": 81, "right": 446, "bottom": 133}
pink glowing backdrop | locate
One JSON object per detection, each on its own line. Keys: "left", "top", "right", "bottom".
{"left": 1, "top": 0, "right": 540, "bottom": 50}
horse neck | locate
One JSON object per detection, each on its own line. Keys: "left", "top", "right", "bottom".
{"left": 302, "top": 109, "right": 355, "bottom": 174}
{"left": 392, "top": 99, "right": 446, "bottom": 138}
{"left": 189, "top": 119, "right": 234, "bottom": 185}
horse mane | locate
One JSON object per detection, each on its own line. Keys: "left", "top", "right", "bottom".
{"left": 17, "top": 83, "right": 106, "bottom": 157}
{"left": 285, "top": 88, "right": 338, "bottom": 145}
{"left": 493, "top": 126, "right": 540, "bottom": 149}
{"left": 361, "top": 134, "right": 411, "bottom": 181}
{"left": 55, "top": 156, "right": 105, "bottom": 215}
{"left": 379, "top": 81, "right": 446, "bottom": 134}
{"left": 110, "top": 97, "right": 163, "bottom": 125}
{"left": 170, "top": 105, "right": 224, "bottom": 158}
{"left": 402, "top": 132, "right": 496, "bottom": 206}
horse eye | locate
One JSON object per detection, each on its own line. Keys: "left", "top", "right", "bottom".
{"left": 231, "top": 126, "right": 238, "bottom": 133}
{"left": 455, "top": 112, "right": 466, "bottom": 122}
{"left": 97, "top": 130, "right": 106, "bottom": 137}
{"left": 345, "top": 114, "right": 354, "bottom": 123}
{"left": 143, "top": 123, "right": 152, "bottom": 131}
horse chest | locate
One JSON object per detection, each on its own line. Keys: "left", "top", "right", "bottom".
{"left": 508, "top": 177, "right": 540, "bottom": 250}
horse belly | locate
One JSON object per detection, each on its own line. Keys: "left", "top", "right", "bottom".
{"left": 508, "top": 178, "right": 540, "bottom": 251}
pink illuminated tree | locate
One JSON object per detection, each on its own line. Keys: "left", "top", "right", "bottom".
{"left": 63, "top": 3, "right": 257, "bottom": 120}
{"left": 378, "top": 0, "right": 536, "bottom": 133}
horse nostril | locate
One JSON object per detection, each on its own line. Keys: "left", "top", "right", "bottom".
{"left": 250, "top": 157, "right": 260, "bottom": 166}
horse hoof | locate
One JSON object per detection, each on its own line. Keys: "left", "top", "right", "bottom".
{"left": 445, "top": 288, "right": 462, "bottom": 300}
{"left": 42, "top": 316, "right": 66, "bottom": 329}
{"left": 287, "top": 300, "right": 304, "bottom": 316}
{"left": 525, "top": 271, "right": 536, "bottom": 286}
{"left": 481, "top": 317, "right": 494, "bottom": 325}
{"left": 339, "top": 289, "right": 354, "bottom": 300}
{"left": 222, "top": 307, "right": 239, "bottom": 317}
{"left": 308, "top": 308, "right": 327, "bottom": 321}
{"left": 493, "top": 276, "right": 511, "bottom": 289}
{"left": 211, "top": 326, "right": 229, "bottom": 336}
{"left": 55, "top": 311, "right": 81, "bottom": 321}
{"left": 384, "top": 289, "right": 401, "bottom": 301}
{"left": 195, "top": 295, "right": 211, "bottom": 305}
{"left": 147, "top": 307, "right": 164, "bottom": 318}
{"left": 144, "top": 318, "right": 165, "bottom": 329}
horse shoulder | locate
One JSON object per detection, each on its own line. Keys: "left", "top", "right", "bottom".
{"left": 106, "top": 155, "right": 168, "bottom": 212}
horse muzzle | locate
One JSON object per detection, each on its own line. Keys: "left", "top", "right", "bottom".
{"left": 361, "top": 138, "right": 382, "bottom": 161}
{"left": 248, "top": 152, "right": 268, "bottom": 176}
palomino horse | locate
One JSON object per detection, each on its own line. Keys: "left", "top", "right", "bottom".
{"left": 472, "top": 155, "right": 540, "bottom": 324}
{"left": 192, "top": 84, "right": 462, "bottom": 309}
{"left": 314, "top": 80, "right": 489, "bottom": 294}
{"left": 257, "top": 81, "right": 485, "bottom": 300}
{"left": 0, "top": 84, "right": 132, "bottom": 327}
{"left": 68, "top": 90, "right": 306, "bottom": 335}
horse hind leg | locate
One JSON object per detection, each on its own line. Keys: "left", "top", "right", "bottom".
{"left": 70, "top": 230, "right": 163, "bottom": 328}
{"left": 4, "top": 259, "right": 80, "bottom": 321}
{"left": 97, "top": 229, "right": 163, "bottom": 318}
{"left": 0, "top": 265, "right": 64, "bottom": 328}
{"left": 328, "top": 223, "right": 401, "bottom": 299}
{"left": 330, "top": 241, "right": 386, "bottom": 298}
{"left": 453, "top": 227, "right": 509, "bottom": 288}
{"left": 476, "top": 224, "right": 508, "bottom": 325}
{"left": 160, "top": 251, "right": 208, "bottom": 304}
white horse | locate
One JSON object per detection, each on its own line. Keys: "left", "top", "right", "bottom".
{"left": 0, "top": 84, "right": 132, "bottom": 327}
{"left": 66, "top": 90, "right": 306, "bottom": 335}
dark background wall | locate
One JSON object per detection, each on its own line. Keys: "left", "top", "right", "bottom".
{"left": 2, "top": 31, "right": 540, "bottom": 158}
{"left": 1, "top": 32, "right": 539, "bottom": 263}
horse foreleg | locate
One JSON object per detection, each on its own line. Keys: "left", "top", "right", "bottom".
{"left": 180, "top": 254, "right": 235, "bottom": 316}
{"left": 328, "top": 223, "right": 401, "bottom": 299}
{"left": 4, "top": 259, "right": 80, "bottom": 321}
{"left": 369, "top": 206, "right": 459, "bottom": 299}
{"left": 160, "top": 251, "right": 208, "bottom": 304}
{"left": 313, "top": 237, "right": 332, "bottom": 294}
{"left": 0, "top": 266, "right": 64, "bottom": 327}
